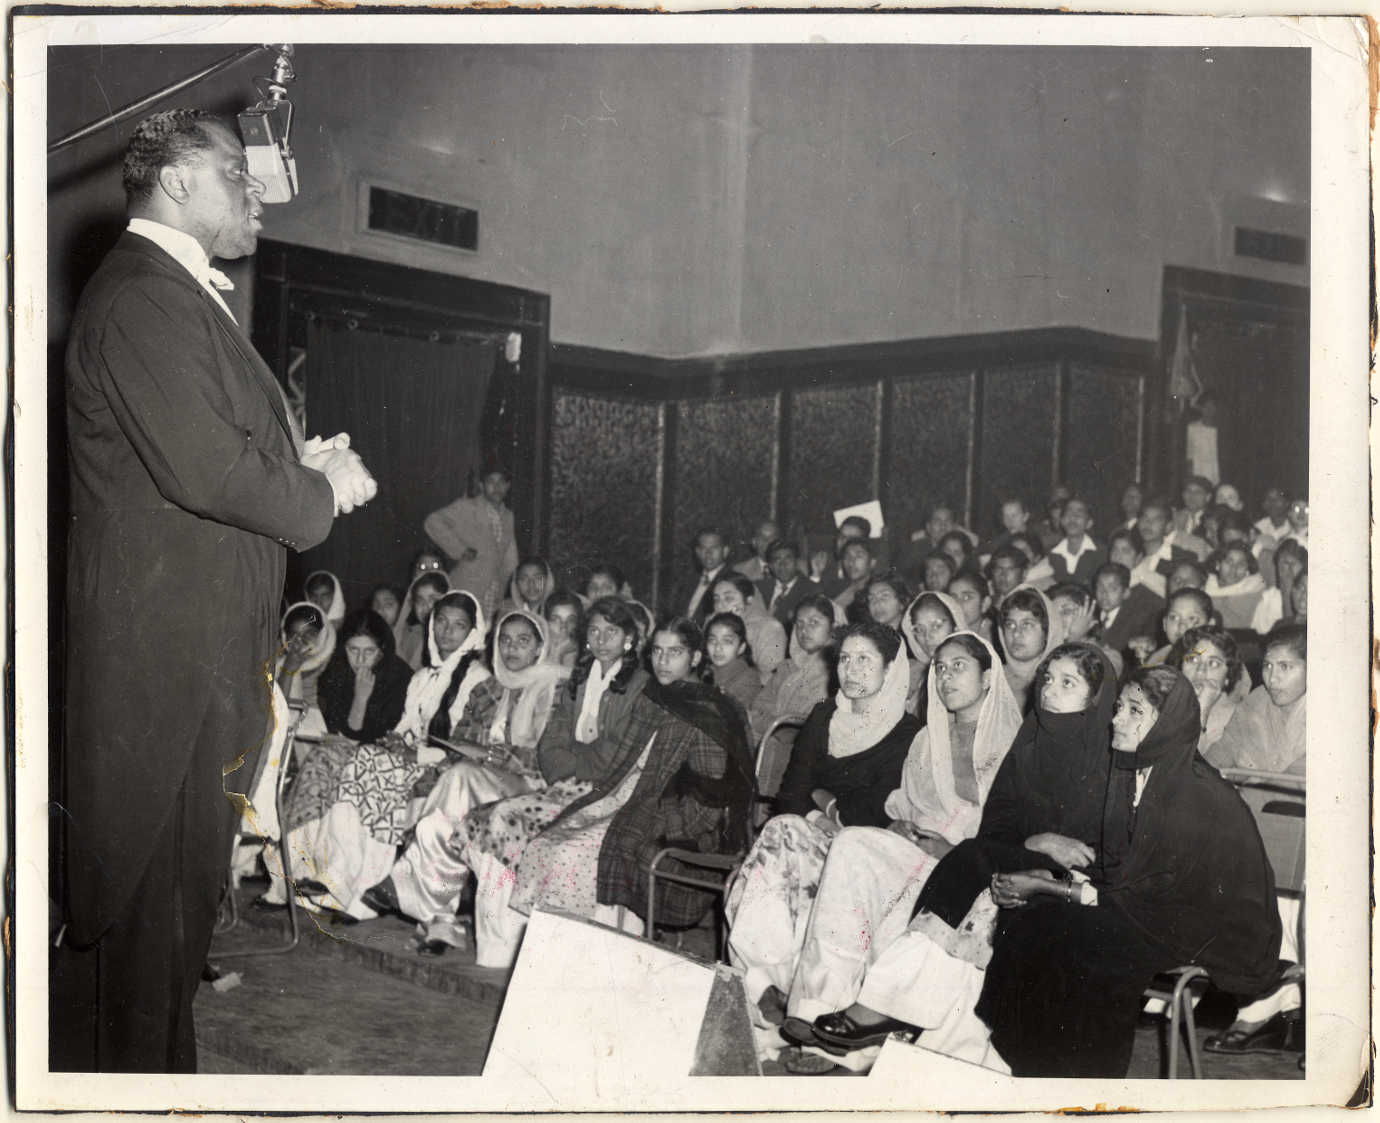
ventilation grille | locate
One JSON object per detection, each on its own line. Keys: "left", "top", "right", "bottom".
{"left": 1233, "top": 225, "right": 1307, "bottom": 267}
{"left": 366, "top": 185, "right": 478, "bottom": 252}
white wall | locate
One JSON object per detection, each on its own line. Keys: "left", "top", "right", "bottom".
{"left": 48, "top": 43, "right": 1308, "bottom": 356}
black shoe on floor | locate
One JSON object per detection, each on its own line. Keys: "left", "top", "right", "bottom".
{"left": 1204, "top": 1011, "right": 1303, "bottom": 1055}
{"left": 360, "top": 877, "right": 402, "bottom": 918}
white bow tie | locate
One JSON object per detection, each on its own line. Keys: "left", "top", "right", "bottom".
{"left": 203, "top": 267, "right": 235, "bottom": 292}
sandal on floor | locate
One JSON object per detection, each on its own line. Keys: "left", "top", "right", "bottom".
{"left": 813, "top": 1010, "right": 917, "bottom": 1050}
{"left": 1204, "top": 1012, "right": 1302, "bottom": 1055}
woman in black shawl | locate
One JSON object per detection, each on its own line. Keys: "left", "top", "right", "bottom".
{"left": 974, "top": 664, "right": 1282, "bottom": 1077}
{"left": 316, "top": 608, "right": 414, "bottom": 743}
{"left": 807, "top": 642, "right": 1116, "bottom": 1063}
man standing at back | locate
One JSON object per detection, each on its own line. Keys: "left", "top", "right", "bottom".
{"left": 54, "top": 109, "right": 376, "bottom": 1072}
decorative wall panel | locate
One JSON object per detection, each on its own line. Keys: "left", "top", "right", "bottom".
{"left": 787, "top": 382, "right": 880, "bottom": 533}
{"left": 1066, "top": 364, "right": 1143, "bottom": 532}
{"left": 886, "top": 372, "right": 974, "bottom": 537}
{"left": 978, "top": 363, "right": 1057, "bottom": 529}
{"left": 672, "top": 394, "right": 778, "bottom": 566}
{"left": 548, "top": 391, "right": 663, "bottom": 598}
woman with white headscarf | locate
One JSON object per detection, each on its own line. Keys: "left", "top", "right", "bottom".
{"left": 274, "top": 601, "right": 336, "bottom": 713}
{"left": 304, "top": 569, "right": 347, "bottom": 630}
{"left": 731, "top": 630, "right": 1022, "bottom": 1066}
{"left": 372, "top": 608, "right": 570, "bottom": 951}
{"left": 276, "top": 591, "right": 490, "bottom": 919}
{"left": 724, "top": 621, "right": 922, "bottom": 1033}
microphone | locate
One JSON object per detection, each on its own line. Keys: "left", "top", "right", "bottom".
{"left": 239, "top": 45, "right": 298, "bottom": 204}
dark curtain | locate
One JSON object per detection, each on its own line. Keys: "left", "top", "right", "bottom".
{"left": 291, "top": 316, "right": 497, "bottom": 607}
{"left": 1189, "top": 305, "right": 1309, "bottom": 506}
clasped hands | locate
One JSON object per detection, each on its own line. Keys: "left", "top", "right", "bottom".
{"left": 991, "top": 832, "right": 1096, "bottom": 908}
{"left": 303, "top": 433, "right": 378, "bottom": 514}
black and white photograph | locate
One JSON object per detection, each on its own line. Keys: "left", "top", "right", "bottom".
{"left": 11, "top": 7, "right": 1371, "bottom": 1114}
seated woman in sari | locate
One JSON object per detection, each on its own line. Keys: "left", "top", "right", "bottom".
{"left": 368, "top": 583, "right": 404, "bottom": 630}
{"left": 542, "top": 590, "right": 585, "bottom": 670}
{"left": 712, "top": 573, "right": 787, "bottom": 683}
{"left": 804, "top": 643, "right": 1114, "bottom": 1068}
{"left": 997, "top": 586, "right": 1066, "bottom": 711}
{"left": 1169, "top": 623, "right": 1246, "bottom": 752}
{"left": 369, "top": 608, "right": 571, "bottom": 952}
{"left": 704, "top": 611, "right": 762, "bottom": 720}
{"left": 276, "top": 591, "right": 491, "bottom": 918}
{"left": 457, "top": 596, "right": 649, "bottom": 965}
{"left": 316, "top": 608, "right": 414, "bottom": 744}
{"left": 974, "top": 665, "right": 1282, "bottom": 1077}
{"left": 1202, "top": 621, "right": 1306, "bottom": 1054}
{"left": 503, "top": 618, "right": 753, "bottom": 950}
{"left": 1251, "top": 540, "right": 1307, "bottom": 635}
{"left": 1142, "top": 586, "right": 1215, "bottom": 667}
{"left": 947, "top": 571, "right": 996, "bottom": 647}
{"left": 498, "top": 555, "right": 556, "bottom": 618}
{"left": 393, "top": 570, "right": 450, "bottom": 671}
{"left": 748, "top": 594, "right": 840, "bottom": 797}
{"left": 734, "top": 632, "right": 1021, "bottom": 1066}
{"left": 275, "top": 602, "right": 336, "bottom": 714}
{"left": 723, "top": 622, "right": 924, "bottom": 1045}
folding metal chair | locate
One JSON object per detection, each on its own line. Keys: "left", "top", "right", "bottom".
{"left": 645, "top": 714, "right": 808, "bottom": 957}
{"left": 213, "top": 698, "right": 309, "bottom": 957}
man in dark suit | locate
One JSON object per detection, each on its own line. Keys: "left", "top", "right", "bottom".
{"left": 670, "top": 526, "right": 730, "bottom": 626}
{"left": 54, "top": 109, "right": 376, "bottom": 1072}
{"left": 756, "top": 539, "right": 820, "bottom": 631}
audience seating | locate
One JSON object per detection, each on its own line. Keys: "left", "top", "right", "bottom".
{"left": 645, "top": 714, "right": 809, "bottom": 953}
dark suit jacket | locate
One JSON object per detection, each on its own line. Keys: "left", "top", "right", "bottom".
{"left": 1101, "top": 585, "right": 1166, "bottom": 655}
{"left": 669, "top": 565, "right": 727, "bottom": 627}
{"left": 64, "top": 231, "right": 335, "bottom": 945}
{"left": 756, "top": 574, "right": 822, "bottom": 631}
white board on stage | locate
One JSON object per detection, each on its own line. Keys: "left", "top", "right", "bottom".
{"left": 869, "top": 1035, "right": 1015, "bottom": 1093}
{"left": 482, "top": 909, "right": 719, "bottom": 1103}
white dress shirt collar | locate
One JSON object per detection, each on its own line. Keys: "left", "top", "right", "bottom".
{"left": 127, "top": 218, "right": 237, "bottom": 320}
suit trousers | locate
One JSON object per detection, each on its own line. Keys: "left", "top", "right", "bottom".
{"left": 50, "top": 722, "right": 236, "bottom": 1073}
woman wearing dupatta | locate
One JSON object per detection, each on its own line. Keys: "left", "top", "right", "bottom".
{"left": 277, "top": 591, "right": 491, "bottom": 918}
{"left": 996, "top": 585, "right": 1066, "bottom": 710}
{"left": 505, "top": 618, "right": 754, "bottom": 942}
{"left": 459, "top": 596, "right": 650, "bottom": 966}
{"left": 275, "top": 602, "right": 336, "bottom": 713}
{"left": 975, "top": 666, "right": 1281, "bottom": 1077}
{"left": 724, "top": 622, "right": 922, "bottom": 1040}
{"left": 374, "top": 608, "right": 570, "bottom": 951}
{"left": 498, "top": 556, "right": 557, "bottom": 618}
{"left": 738, "top": 631, "right": 1022, "bottom": 1066}
{"left": 806, "top": 642, "right": 1116, "bottom": 1068}
{"left": 899, "top": 589, "right": 963, "bottom": 721}
{"left": 393, "top": 570, "right": 450, "bottom": 671}
{"left": 304, "top": 569, "right": 347, "bottom": 630}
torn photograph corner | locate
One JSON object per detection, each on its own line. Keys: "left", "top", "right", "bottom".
{"left": 9, "top": 4, "right": 1372, "bottom": 1116}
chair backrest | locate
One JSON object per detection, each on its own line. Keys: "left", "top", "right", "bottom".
{"left": 1221, "top": 768, "right": 1305, "bottom": 896}
{"left": 754, "top": 714, "right": 808, "bottom": 801}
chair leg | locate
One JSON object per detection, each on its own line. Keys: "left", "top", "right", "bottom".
{"left": 1181, "top": 989, "right": 1203, "bottom": 1078}
{"left": 1167, "top": 993, "right": 1181, "bottom": 1079}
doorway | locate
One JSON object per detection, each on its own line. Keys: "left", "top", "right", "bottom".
{"left": 251, "top": 241, "right": 550, "bottom": 608}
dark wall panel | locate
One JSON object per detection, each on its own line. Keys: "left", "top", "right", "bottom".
{"left": 1066, "top": 363, "right": 1143, "bottom": 535}
{"left": 787, "top": 382, "right": 880, "bottom": 534}
{"left": 978, "top": 363, "right": 1057, "bottom": 529}
{"left": 548, "top": 391, "right": 664, "bottom": 598}
{"left": 887, "top": 372, "right": 974, "bottom": 536}
{"left": 672, "top": 394, "right": 779, "bottom": 566}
